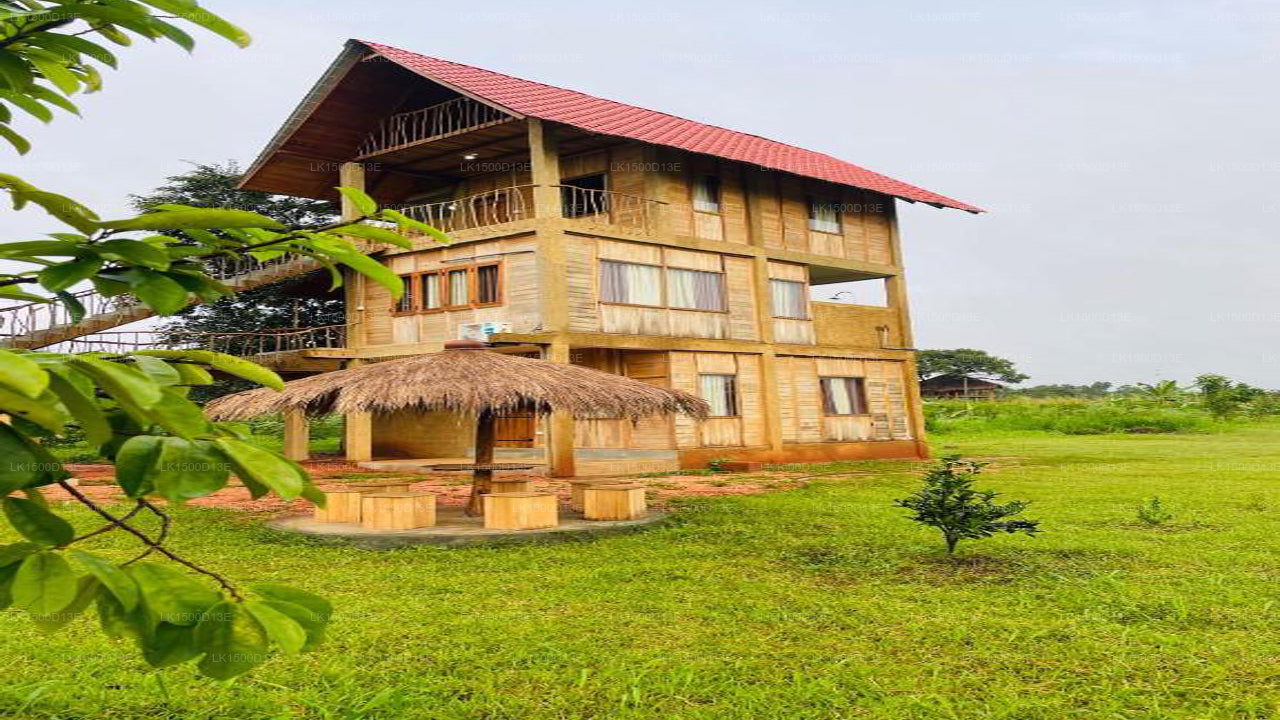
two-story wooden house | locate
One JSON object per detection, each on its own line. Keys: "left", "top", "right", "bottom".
{"left": 239, "top": 39, "right": 981, "bottom": 476}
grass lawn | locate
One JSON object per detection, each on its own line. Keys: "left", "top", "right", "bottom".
{"left": 4, "top": 425, "right": 1280, "bottom": 719}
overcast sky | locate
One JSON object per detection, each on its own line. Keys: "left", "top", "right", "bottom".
{"left": 3, "top": 0, "right": 1276, "bottom": 386}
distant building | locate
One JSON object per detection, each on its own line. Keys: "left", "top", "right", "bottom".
{"left": 920, "top": 374, "right": 1004, "bottom": 401}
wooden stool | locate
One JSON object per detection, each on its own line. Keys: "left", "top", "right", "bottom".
{"left": 490, "top": 479, "right": 533, "bottom": 494}
{"left": 315, "top": 488, "right": 367, "bottom": 523}
{"left": 569, "top": 479, "right": 618, "bottom": 511}
{"left": 347, "top": 479, "right": 414, "bottom": 492}
{"left": 583, "top": 484, "right": 647, "bottom": 521}
{"left": 483, "top": 492, "right": 558, "bottom": 530}
{"left": 361, "top": 492, "right": 436, "bottom": 530}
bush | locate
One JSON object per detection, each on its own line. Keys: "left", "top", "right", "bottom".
{"left": 925, "top": 398, "right": 1214, "bottom": 436}
{"left": 896, "top": 455, "right": 1041, "bottom": 554}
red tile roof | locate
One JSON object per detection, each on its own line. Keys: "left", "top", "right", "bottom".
{"left": 357, "top": 40, "right": 982, "bottom": 213}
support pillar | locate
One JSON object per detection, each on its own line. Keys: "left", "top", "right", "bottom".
{"left": 342, "top": 358, "right": 373, "bottom": 463}
{"left": 885, "top": 201, "right": 929, "bottom": 459}
{"left": 544, "top": 342, "right": 576, "bottom": 478}
{"left": 338, "top": 161, "right": 368, "bottom": 350}
{"left": 283, "top": 407, "right": 310, "bottom": 462}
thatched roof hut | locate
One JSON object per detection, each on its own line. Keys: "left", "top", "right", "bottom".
{"left": 205, "top": 346, "right": 709, "bottom": 421}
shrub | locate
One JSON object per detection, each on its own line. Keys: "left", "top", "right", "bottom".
{"left": 924, "top": 398, "right": 1214, "bottom": 436}
{"left": 896, "top": 456, "right": 1041, "bottom": 554}
{"left": 1136, "top": 497, "right": 1175, "bottom": 526}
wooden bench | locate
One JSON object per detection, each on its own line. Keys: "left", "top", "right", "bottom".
{"left": 361, "top": 492, "right": 437, "bottom": 530}
{"left": 483, "top": 492, "right": 558, "bottom": 530}
{"left": 314, "top": 488, "right": 368, "bottom": 523}
{"left": 346, "top": 479, "right": 414, "bottom": 492}
{"left": 569, "top": 479, "right": 620, "bottom": 511}
{"left": 583, "top": 484, "right": 647, "bottom": 521}
{"left": 490, "top": 479, "right": 533, "bottom": 494}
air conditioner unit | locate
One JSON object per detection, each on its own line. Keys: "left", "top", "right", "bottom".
{"left": 457, "top": 322, "right": 512, "bottom": 342}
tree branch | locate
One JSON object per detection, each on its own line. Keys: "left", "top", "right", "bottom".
{"left": 57, "top": 480, "right": 242, "bottom": 600}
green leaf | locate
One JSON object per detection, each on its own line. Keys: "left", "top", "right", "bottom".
{"left": 0, "top": 423, "right": 61, "bottom": 492}
{"left": 214, "top": 439, "right": 304, "bottom": 499}
{"left": 96, "top": 591, "right": 146, "bottom": 640}
{"left": 245, "top": 600, "right": 306, "bottom": 653}
{"left": 2, "top": 497, "right": 74, "bottom": 547}
{"left": 0, "top": 542, "right": 40, "bottom": 568}
{"left": 128, "top": 355, "right": 181, "bottom": 385}
{"left": 55, "top": 290, "right": 86, "bottom": 323}
{"left": 141, "top": 621, "right": 202, "bottom": 667}
{"left": 0, "top": 386, "right": 70, "bottom": 433}
{"left": 128, "top": 563, "right": 221, "bottom": 627}
{"left": 127, "top": 270, "right": 190, "bottom": 314}
{"left": 136, "top": 350, "right": 284, "bottom": 391}
{"left": 46, "top": 372, "right": 112, "bottom": 447}
{"left": 149, "top": 388, "right": 212, "bottom": 439}
{"left": 37, "top": 258, "right": 102, "bottom": 292}
{"left": 0, "top": 123, "right": 30, "bottom": 154}
{"left": 28, "top": 56, "right": 80, "bottom": 95}
{"left": 379, "top": 209, "right": 452, "bottom": 244}
{"left": 69, "top": 357, "right": 164, "bottom": 409}
{"left": 150, "top": 438, "right": 229, "bottom": 502}
{"left": 0, "top": 89, "right": 53, "bottom": 122}
{"left": 32, "top": 575, "right": 99, "bottom": 632}
{"left": 113, "top": 435, "right": 162, "bottom": 497}
{"left": 99, "top": 208, "right": 284, "bottom": 231}
{"left": 12, "top": 552, "right": 78, "bottom": 614}
{"left": 336, "top": 222, "right": 413, "bottom": 249}
{"left": 195, "top": 602, "right": 269, "bottom": 679}
{"left": 71, "top": 551, "right": 139, "bottom": 611}
{"left": 336, "top": 186, "right": 377, "bottom": 216}
{"left": 0, "top": 562, "right": 19, "bottom": 611}
{"left": 140, "top": 1, "right": 253, "bottom": 48}
{"left": 172, "top": 363, "right": 213, "bottom": 386}
{"left": 251, "top": 584, "right": 331, "bottom": 624}
{"left": 334, "top": 250, "right": 403, "bottom": 299}
{"left": 0, "top": 348, "right": 48, "bottom": 398}
{"left": 97, "top": 238, "right": 171, "bottom": 269}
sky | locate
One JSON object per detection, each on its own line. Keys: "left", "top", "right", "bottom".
{"left": 3, "top": 0, "right": 1277, "bottom": 387}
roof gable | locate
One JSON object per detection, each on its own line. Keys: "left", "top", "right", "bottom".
{"left": 356, "top": 40, "right": 981, "bottom": 213}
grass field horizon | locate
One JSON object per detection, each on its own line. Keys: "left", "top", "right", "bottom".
{"left": 4, "top": 422, "right": 1280, "bottom": 719}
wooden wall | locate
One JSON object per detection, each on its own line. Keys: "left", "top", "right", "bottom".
{"left": 365, "top": 236, "right": 540, "bottom": 346}
{"left": 768, "top": 261, "right": 816, "bottom": 345}
{"left": 669, "top": 352, "right": 767, "bottom": 449}
{"left": 570, "top": 349, "right": 676, "bottom": 450}
{"left": 811, "top": 302, "right": 903, "bottom": 348}
{"left": 776, "top": 356, "right": 912, "bottom": 444}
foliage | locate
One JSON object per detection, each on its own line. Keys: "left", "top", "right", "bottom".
{"left": 0, "top": 1, "right": 443, "bottom": 679}
{"left": 1136, "top": 496, "right": 1175, "bottom": 526}
{"left": 1003, "top": 381, "right": 1114, "bottom": 398}
{"left": 925, "top": 398, "right": 1214, "bottom": 435}
{"left": 895, "top": 455, "right": 1041, "bottom": 554}
{"left": 1193, "top": 374, "right": 1264, "bottom": 421}
{"left": 132, "top": 161, "right": 345, "bottom": 401}
{"left": 916, "top": 348, "right": 1028, "bottom": 384}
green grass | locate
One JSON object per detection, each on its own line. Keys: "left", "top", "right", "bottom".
{"left": 5, "top": 426, "right": 1280, "bottom": 718}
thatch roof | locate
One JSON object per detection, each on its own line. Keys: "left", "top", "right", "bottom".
{"left": 205, "top": 348, "right": 710, "bottom": 421}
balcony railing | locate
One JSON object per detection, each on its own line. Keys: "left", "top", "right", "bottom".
{"left": 356, "top": 97, "right": 514, "bottom": 157}
{"left": 393, "top": 185, "right": 664, "bottom": 238}
{"left": 34, "top": 325, "right": 349, "bottom": 356}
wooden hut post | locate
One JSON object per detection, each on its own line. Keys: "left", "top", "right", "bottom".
{"left": 282, "top": 407, "right": 310, "bottom": 461}
{"left": 467, "top": 410, "right": 498, "bottom": 515}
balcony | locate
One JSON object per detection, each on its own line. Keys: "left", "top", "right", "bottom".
{"left": 356, "top": 97, "right": 516, "bottom": 159}
{"left": 392, "top": 185, "right": 664, "bottom": 242}
{"left": 811, "top": 301, "right": 903, "bottom": 349}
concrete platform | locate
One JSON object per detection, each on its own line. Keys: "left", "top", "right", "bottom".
{"left": 265, "top": 506, "right": 671, "bottom": 549}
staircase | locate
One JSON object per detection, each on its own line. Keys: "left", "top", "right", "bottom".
{"left": 0, "top": 254, "right": 325, "bottom": 350}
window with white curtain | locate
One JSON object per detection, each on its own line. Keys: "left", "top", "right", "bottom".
{"left": 599, "top": 260, "right": 663, "bottom": 306}
{"left": 420, "top": 273, "right": 441, "bottom": 309}
{"left": 770, "top": 279, "right": 808, "bottom": 318}
{"left": 447, "top": 269, "right": 469, "bottom": 306}
{"left": 808, "top": 196, "right": 841, "bottom": 233}
{"left": 693, "top": 175, "right": 721, "bottom": 213}
{"left": 699, "top": 374, "right": 739, "bottom": 417}
{"left": 666, "top": 268, "right": 725, "bottom": 311}
{"left": 395, "top": 275, "right": 416, "bottom": 313}
{"left": 820, "top": 377, "right": 868, "bottom": 415}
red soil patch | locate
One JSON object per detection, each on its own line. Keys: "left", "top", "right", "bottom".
{"left": 51, "top": 458, "right": 815, "bottom": 515}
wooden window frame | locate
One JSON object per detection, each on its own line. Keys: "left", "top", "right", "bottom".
{"left": 597, "top": 257, "right": 730, "bottom": 314}
{"left": 699, "top": 373, "right": 740, "bottom": 418}
{"left": 819, "top": 376, "right": 869, "bottom": 416}
{"left": 691, "top": 174, "right": 722, "bottom": 215}
{"left": 807, "top": 194, "right": 842, "bottom": 235}
{"left": 769, "top": 278, "right": 810, "bottom": 320}
{"left": 390, "top": 261, "right": 503, "bottom": 315}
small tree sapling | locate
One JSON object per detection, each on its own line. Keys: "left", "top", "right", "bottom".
{"left": 896, "top": 456, "right": 1041, "bottom": 554}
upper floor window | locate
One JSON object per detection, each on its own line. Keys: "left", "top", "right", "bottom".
{"left": 562, "top": 174, "right": 607, "bottom": 217}
{"left": 600, "top": 260, "right": 727, "bottom": 312}
{"left": 769, "top": 279, "right": 808, "bottom": 319}
{"left": 820, "top": 377, "right": 868, "bottom": 415}
{"left": 393, "top": 262, "right": 502, "bottom": 314}
{"left": 600, "top": 260, "right": 663, "bottom": 306}
{"left": 667, "top": 268, "right": 726, "bottom": 311}
{"left": 692, "top": 175, "right": 721, "bottom": 213}
{"left": 699, "top": 374, "right": 739, "bottom": 417}
{"left": 808, "top": 196, "right": 841, "bottom": 233}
